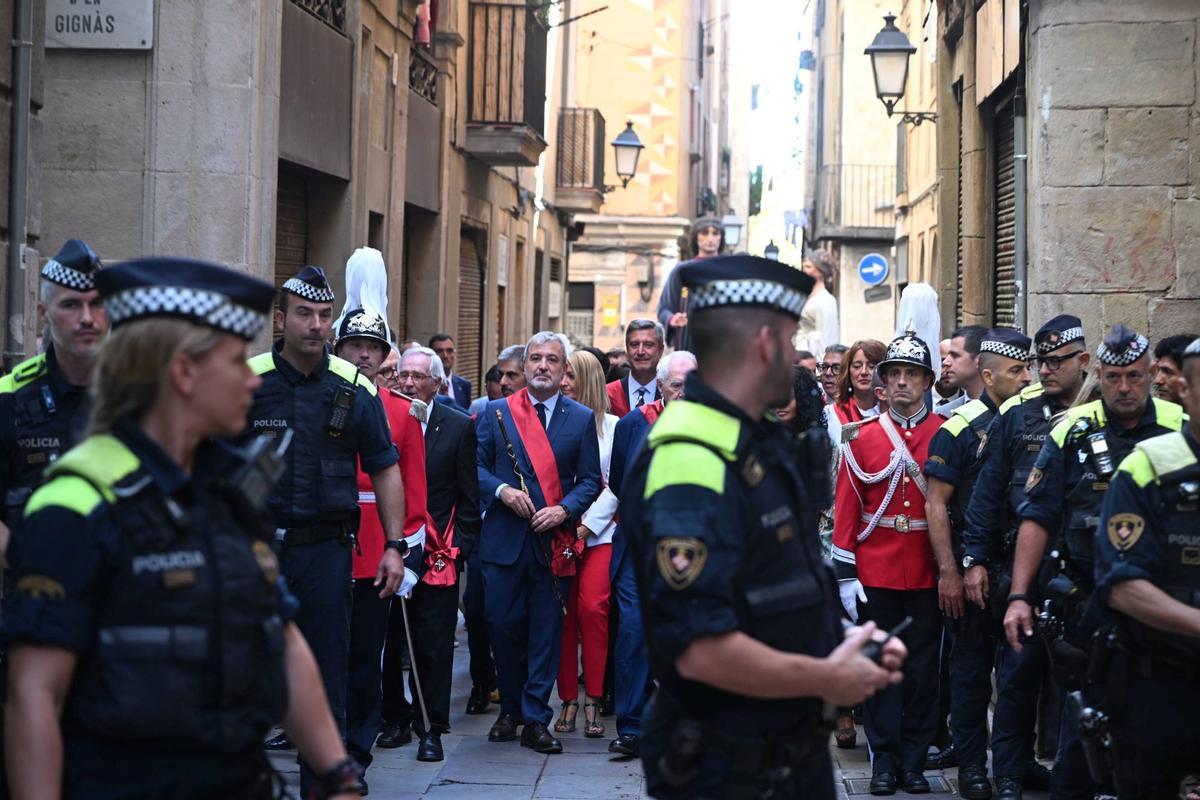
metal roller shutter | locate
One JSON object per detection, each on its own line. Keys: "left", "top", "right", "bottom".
{"left": 275, "top": 164, "right": 308, "bottom": 288}
{"left": 457, "top": 233, "right": 485, "bottom": 390}
{"left": 993, "top": 102, "right": 1017, "bottom": 328}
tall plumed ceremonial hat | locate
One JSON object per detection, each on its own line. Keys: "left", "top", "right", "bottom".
{"left": 895, "top": 283, "right": 942, "bottom": 380}
{"left": 678, "top": 254, "right": 814, "bottom": 320}
{"left": 1183, "top": 337, "right": 1200, "bottom": 361}
{"left": 282, "top": 265, "right": 336, "bottom": 304}
{"left": 41, "top": 239, "right": 102, "bottom": 290}
{"left": 980, "top": 328, "right": 1033, "bottom": 361}
{"left": 1035, "top": 314, "right": 1084, "bottom": 355}
{"left": 94, "top": 258, "right": 276, "bottom": 340}
{"left": 878, "top": 328, "right": 935, "bottom": 374}
{"left": 692, "top": 214, "right": 723, "bottom": 233}
{"left": 332, "top": 247, "right": 394, "bottom": 350}
{"left": 1096, "top": 323, "right": 1150, "bottom": 367}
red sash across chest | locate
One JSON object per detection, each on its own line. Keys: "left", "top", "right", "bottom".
{"left": 506, "top": 389, "right": 584, "bottom": 576}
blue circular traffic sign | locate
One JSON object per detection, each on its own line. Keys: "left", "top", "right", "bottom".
{"left": 857, "top": 253, "right": 889, "bottom": 287}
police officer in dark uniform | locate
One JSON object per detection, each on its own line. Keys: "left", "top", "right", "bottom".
{"left": 924, "top": 328, "right": 1033, "bottom": 799}
{"left": 620, "top": 255, "right": 907, "bottom": 800}
{"left": 1005, "top": 324, "right": 1187, "bottom": 799}
{"left": 246, "top": 266, "right": 411, "bottom": 794}
{"left": 1092, "top": 335, "right": 1200, "bottom": 798}
{"left": 3, "top": 257, "right": 362, "bottom": 799}
{"left": 0, "top": 240, "right": 107, "bottom": 554}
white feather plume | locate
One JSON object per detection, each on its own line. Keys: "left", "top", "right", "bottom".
{"left": 334, "top": 247, "right": 394, "bottom": 350}
{"left": 896, "top": 283, "right": 942, "bottom": 381}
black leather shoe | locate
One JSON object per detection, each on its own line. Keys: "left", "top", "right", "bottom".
{"left": 958, "top": 765, "right": 992, "bottom": 800}
{"left": 900, "top": 770, "right": 931, "bottom": 794}
{"left": 520, "top": 721, "right": 563, "bottom": 754}
{"left": 925, "top": 743, "right": 957, "bottom": 770}
{"left": 354, "top": 777, "right": 368, "bottom": 796}
{"left": 599, "top": 692, "right": 615, "bottom": 717}
{"left": 994, "top": 777, "right": 1022, "bottom": 800}
{"left": 417, "top": 731, "right": 444, "bottom": 762}
{"left": 1023, "top": 762, "right": 1051, "bottom": 791}
{"left": 488, "top": 712, "right": 519, "bottom": 742}
{"left": 466, "top": 685, "right": 492, "bottom": 715}
{"left": 376, "top": 721, "right": 412, "bottom": 749}
{"left": 869, "top": 771, "right": 897, "bottom": 796}
{"left": 263, "top": 732, "right": 293, "bottom": 750}
{"left": 608, "top": 734, "right": 640, "bottom": 757}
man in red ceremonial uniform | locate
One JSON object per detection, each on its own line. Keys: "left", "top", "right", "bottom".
{"left": 333, "top": 308, "right": 429, "bottom": 792}
{"left": 832, "top": 330, "right": 943, "bottom": 796}
{"left": 606, "top": 319, "right": 665, "bottom": 418}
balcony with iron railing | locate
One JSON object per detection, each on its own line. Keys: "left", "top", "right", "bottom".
{"left": 815, "top": 164, "right": 896, "bottom": 240}
{"left": 289, "top": 0, "right": 346, "bottom": 34}
{"left": 555, "top": 108, "right": 606, "bottom": 213}
{"left": 465, "top": 0, "right": 548, "bottom": 166}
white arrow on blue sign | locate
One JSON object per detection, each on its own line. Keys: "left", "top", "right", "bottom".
{"left": 857, "top": 253, "right": 889, "bottom": 287}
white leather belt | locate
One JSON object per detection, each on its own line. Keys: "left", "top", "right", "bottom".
{"left": 860, "top": 511, "right": 928, "bottom": 532}
{"left": 359, "top": 491, "right": 376, "bottom": 503}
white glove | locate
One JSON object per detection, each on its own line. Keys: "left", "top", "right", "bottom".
{"left": 395, "top": 567, "right": 420, "bottom": 599}
{"left": 838, "top": 579, "right": 867, "bottom": 622}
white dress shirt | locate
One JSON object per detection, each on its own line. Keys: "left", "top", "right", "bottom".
{"left": 626, "top": 375, "right": 656, "bottom": 408}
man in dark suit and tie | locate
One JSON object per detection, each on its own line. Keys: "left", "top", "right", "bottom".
{"left": 377, "top": 346, "right": 482, "bottom": 761}
{"left": 606, "top": 319, "right": 665, "bottom": 418}
{"left": 431, "top": 332, "right": 472, "bottom": 409}
{"left": 476, "top": 331, "right": 602, "bottom": 754}
{"left": 605, "top": 349, "right": 696, "bottom": 757}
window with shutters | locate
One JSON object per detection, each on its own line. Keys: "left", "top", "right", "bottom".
{"left": 992, "top": 98, "right": 1017, "bottom": 329}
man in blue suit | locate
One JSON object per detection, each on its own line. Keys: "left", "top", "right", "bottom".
{"left": 431, "top": 333, "right": 472, "bottom": 409}
{"left": 476, "top": 331, "right": 602, "bottom": 754}
{"left": 605, "top": 349, "right": 696, "bottom": 758}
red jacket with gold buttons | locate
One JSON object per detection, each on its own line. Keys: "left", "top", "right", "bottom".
{"left": 831, "top": 411, "right": 941, "bottom": 590}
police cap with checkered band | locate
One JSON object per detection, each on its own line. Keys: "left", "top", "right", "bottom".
{"left": 1034, "top": 314, "right": 1085, "bottom": 356}
{"left": 41, "top": 239, "right": 102, "bottom": 291}
{"left": 678, "top": 254, "right": 814, "bottom": 319}
{"left": 94, "top": 257, "right": 277, "bottom": 340}
{"left": 979, "top": 328, "right": 1033, "bottom": 362}
{"left": 282, "top": 265, "right": 336, "bottom": 304}
{"left": 1096, "top": 323, "right": 1150, "bottom": 367}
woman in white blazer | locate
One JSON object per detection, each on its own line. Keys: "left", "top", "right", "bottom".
{"left": 553, "top": 349, "right": 619, "bottom": 738}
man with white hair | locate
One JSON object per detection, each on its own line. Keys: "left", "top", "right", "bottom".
{"left": 475, "top": 332, "right": 602, "bottom": 754}
{"left": 605, "top": 349, "right": 697, "bottom": 757}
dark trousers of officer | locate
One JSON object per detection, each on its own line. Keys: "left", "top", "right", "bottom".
{"left": 859, "top": 587, "right": 940, "bottom": 774}
{"left": 612, "top": 549, "right": 653, "bottom": 737}
{"left": 1108, "top": 669, "right": 1200, "bottom": 798}
{"left": 282, "top": 538, "right": 352, "bottom": 791}
{"left": 463, "top": 551, "right": 496, "bottom": 692}
{"left": 641, "top": 694, "right": 836, "bottom": 800}
{"left": 1051, "top": 699, "right": 1096, "bottom": 800}
{"left": 346, "top": 579, "right": 389, "bottom": 768}
{"left": 949, "top": 604, "right": 998, "bottom": 772}
{"left": 992, "top": 633, "right": 1045, "bottom": 779}
{"left": 482, "top": 534, "right": 569, "bottom": 726}
{"left": 382, "top": 580, "right": 459, "bottom": 733}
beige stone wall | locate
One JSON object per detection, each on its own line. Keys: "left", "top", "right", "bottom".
{"left": 1026, "top": 2, "right": 1200, "bottom": 343}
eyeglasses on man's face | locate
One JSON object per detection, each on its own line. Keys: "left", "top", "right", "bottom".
{"left": 1036, "top": 350, "right": 1084, "bottom": 372}
{"left": 398, "top": 371, "right": 433, "bottom": 382}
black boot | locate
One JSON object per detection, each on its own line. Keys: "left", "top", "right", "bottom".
{"left": 417, "top": 731, "right": 444, "bottom": 762}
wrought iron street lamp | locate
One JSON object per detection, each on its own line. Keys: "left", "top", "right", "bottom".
{"left": 764, "top": 240, "right": 780, "bottom": 261}
{"left": 722, "top": 211, "right": 744, "bottom": 249}
{"left": 865, "top": 13, "right": 936, "bottom": 126}
{"left": 611, "top": 122, "right": 645, "bottom": 188}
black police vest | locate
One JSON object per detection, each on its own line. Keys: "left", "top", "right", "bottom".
{"left": 951, "top": 408, "right": 996, "bottom": 538}
{"left": 1059, "top": 434, "right": 1140, "bottom": 591}
{"left": 2, "top": 357, "right": 88, "bottom": 525}
{"left": 58, "top": 446, "right": 288, "bottom": 752}
{"left": 663, "top": 430, "right": 842, "bottom": 737}
{"left": 1122, "top": 438, "right": 1200, "bottom": 665}
{"left": 1009, "top": 396, "right": 1054, "bottom": 519}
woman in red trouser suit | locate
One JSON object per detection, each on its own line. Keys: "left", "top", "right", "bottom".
{"left": 554, "top": 349, "right": 619, "bottom": 738}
